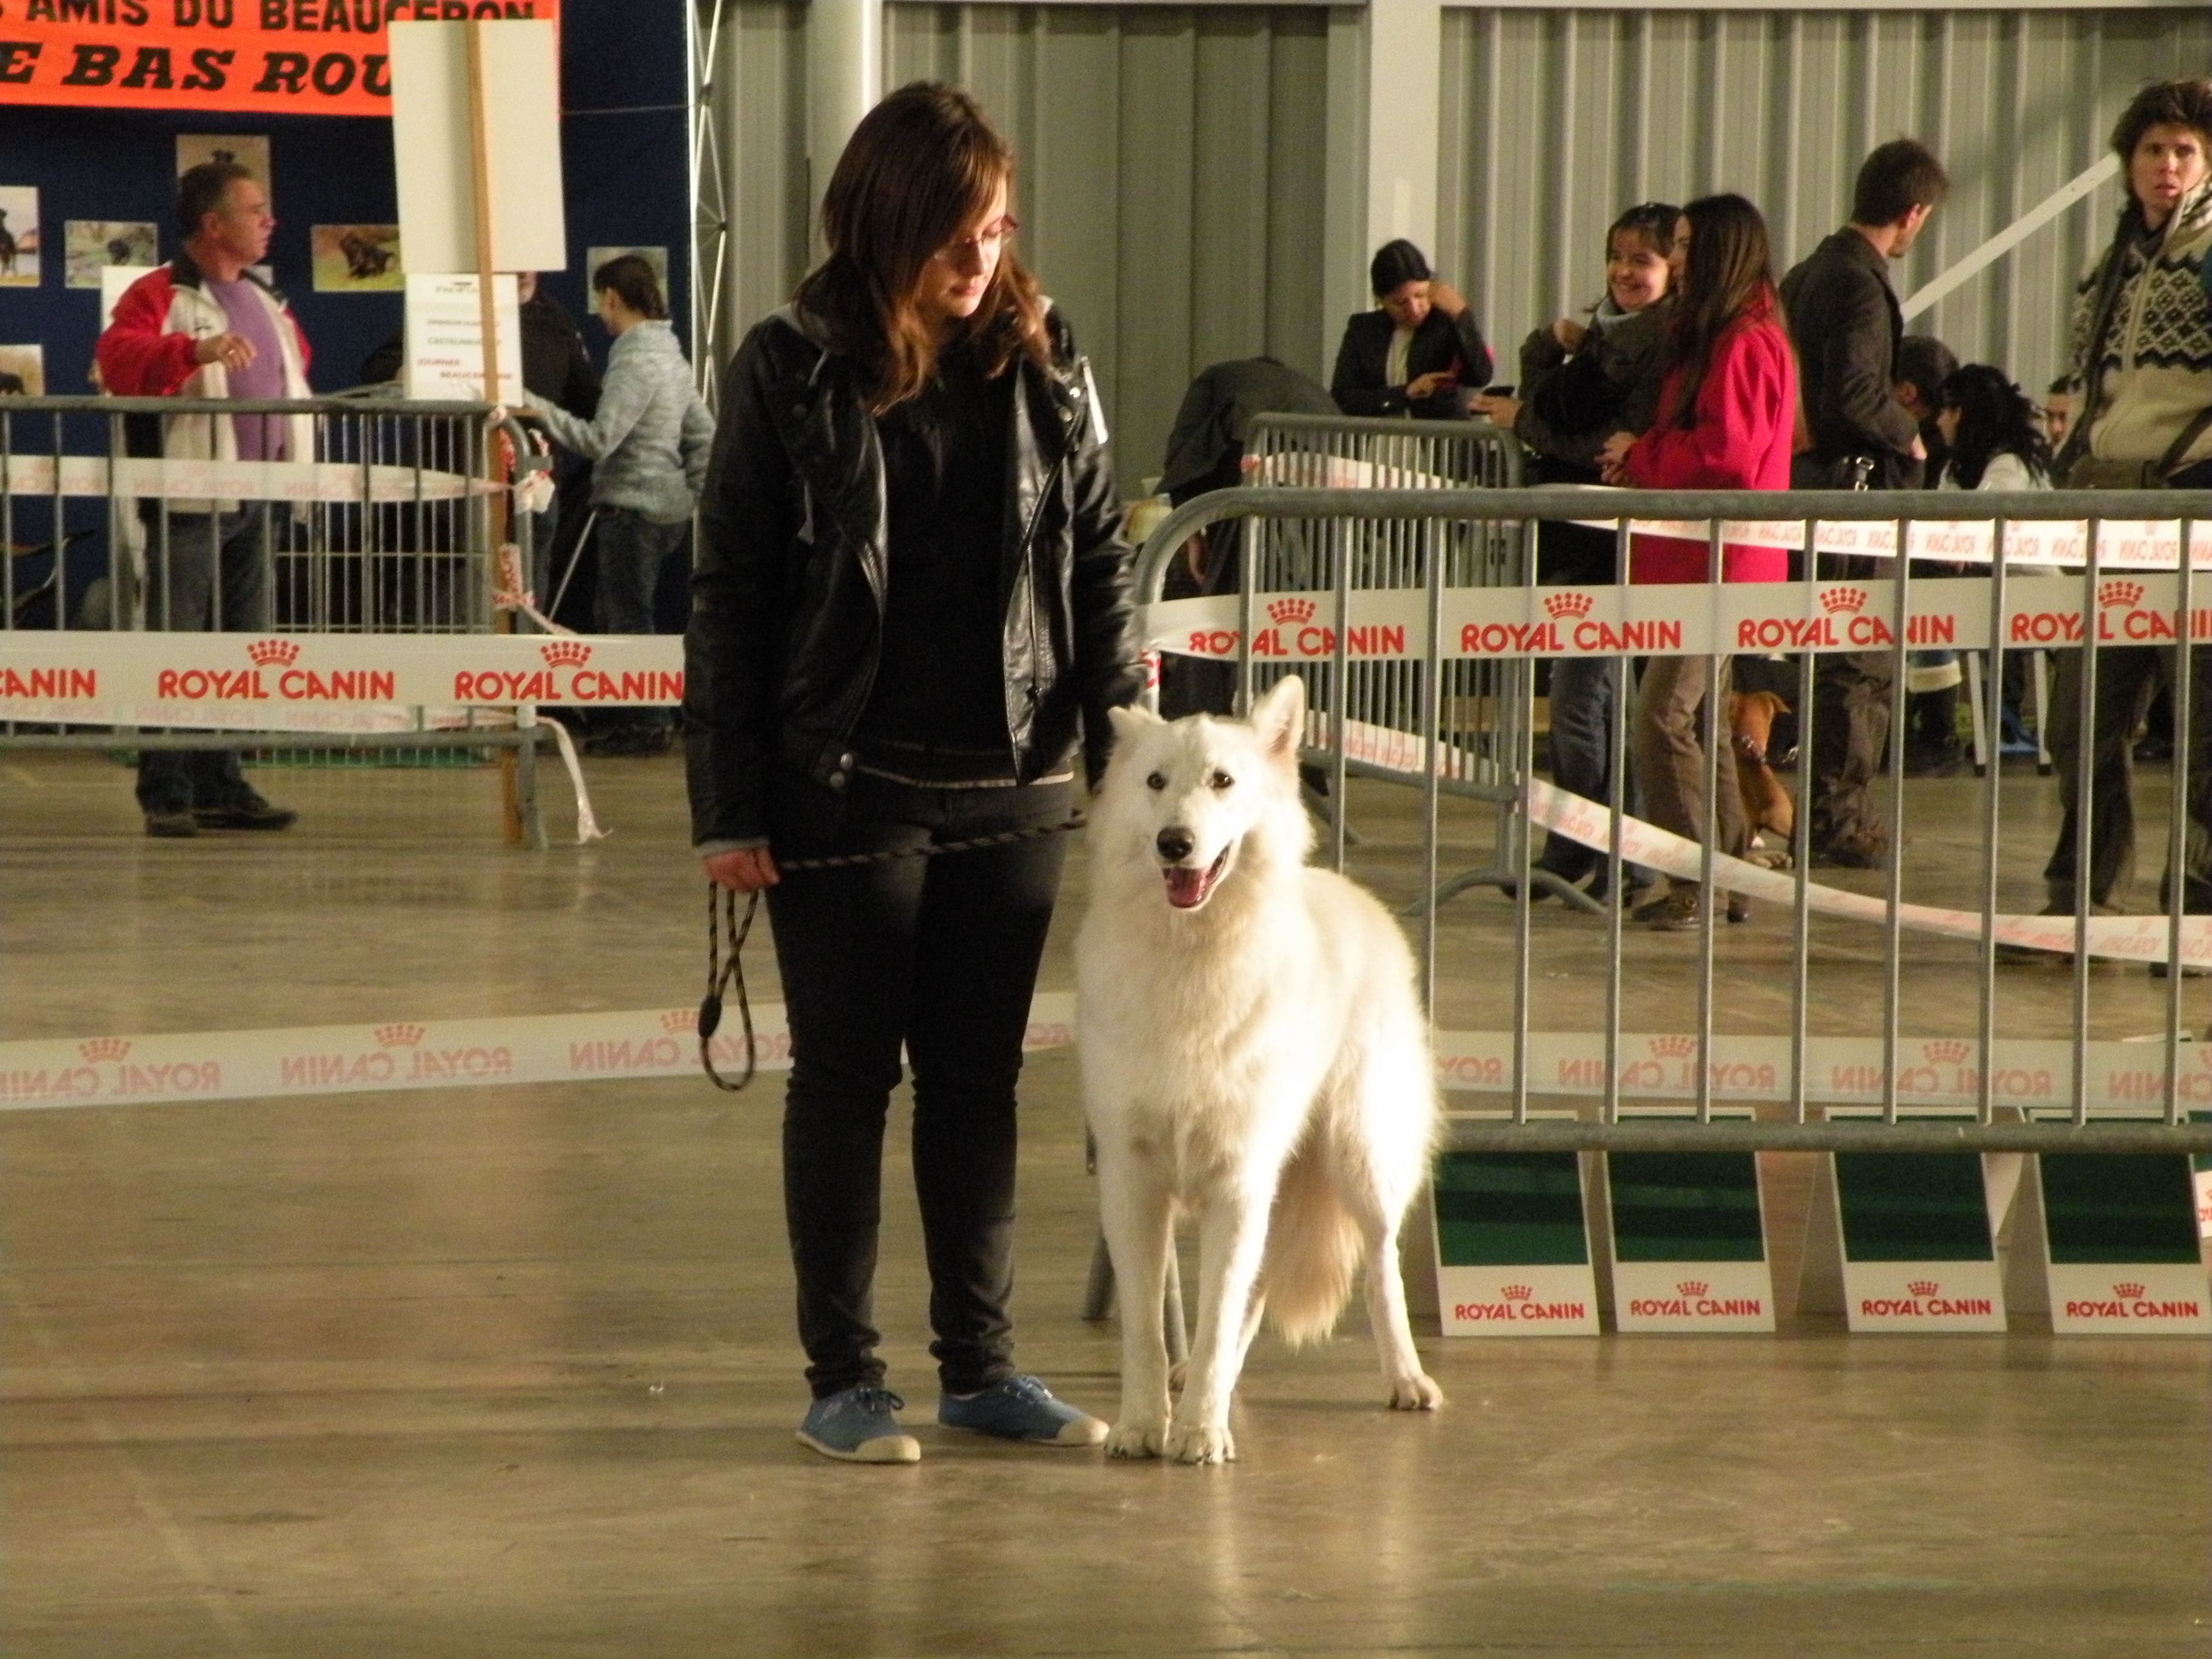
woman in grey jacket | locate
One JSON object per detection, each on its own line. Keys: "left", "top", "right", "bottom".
{"left": 529, "top": 253, "right": 715, "bottom": 754}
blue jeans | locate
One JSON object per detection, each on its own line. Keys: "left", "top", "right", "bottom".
{"left": 135, "top": 505, "right": 272, "bottom": 815}
{"left": 592, "top": 506, "right": 688, "bottom": 730}
{"left": 1542, "top": 654, "right": 1641, "bottom": 883}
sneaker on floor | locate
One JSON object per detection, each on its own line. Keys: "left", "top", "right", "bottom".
{"left": 938, "top": 1374, "right": 1107, "bottom": 1446}
{"left": 144, "top": 809, "right": 199, "bottom": 839}
{"left": 797, "top": 1386, "right": 921, "bottom": 1464}
{"left": 194, "top": 793, "right": 297, "bottom": 831}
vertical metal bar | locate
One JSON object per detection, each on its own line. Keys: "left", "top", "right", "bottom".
{"left": 2072, "top": 517, "right": 2102, "bottom": 1127}
{"left": 1329, "top": 498, "right": 1350, "bottom": 874}
{"left": 1696, "top": 518, "right": 1720, "bottom": 1124}
{"left": 2163, "top": 515, "right": 2194, "bottom": 1127}
{"left": 1881, "top": 517, "right": 1909, "bottom": 1122}
{"left": 1977, "top": 517, "right": 2010, "bottom": 1124}
{"left": 1420, "top": 517, "right": 1444, "bottom": 1019}
{"left": 1603, "top": 517, "right": 1630, "bottom": 1126}
{"left": 1791, "top": 518, "right": 1815, "bottom": 1125}
{"left": 1511, "top": 520, "right": 1534, "bottom": 1126}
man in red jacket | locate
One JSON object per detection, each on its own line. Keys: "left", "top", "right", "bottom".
{"left": 97, "top": 162, "right": 304, "bottom": 839}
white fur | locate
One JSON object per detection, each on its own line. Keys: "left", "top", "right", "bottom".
{"left": 1074, "top": 676, "right": 1444, "bottom": 1466}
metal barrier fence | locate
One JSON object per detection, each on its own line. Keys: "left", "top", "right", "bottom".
{"left": 1, "top": 394, "right": 555, "bottom": 842}
{"left": 1229, "top": 413, "right": 1590, "bottom": 908}
{"left": 1135, "top": 483, "right": 2212, "bottom": 1157}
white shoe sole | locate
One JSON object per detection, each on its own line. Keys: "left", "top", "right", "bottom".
{"left": 796, "top": 1429, "right": 920, "bottom": 1464}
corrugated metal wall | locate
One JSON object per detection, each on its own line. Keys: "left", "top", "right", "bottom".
{"left": 702, "top": 2, "right": 1332, "bottom": 489}
{"left": 704, "top": 4, "right": 2211, "bottom": 476}
{"left": 1437, "top": 7, "right": 2212, "bottom": 403}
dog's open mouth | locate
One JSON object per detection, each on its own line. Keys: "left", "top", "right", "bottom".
{"left": 1162, "top": 846, "right": 1232, "bottom": 910}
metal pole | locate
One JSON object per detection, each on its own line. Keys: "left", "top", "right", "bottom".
{"left": 2072, "top": 518, "right": 2102, "bottom": 1125}
{"left": 1976, "top": 517, "right": 2010, "bottom": 1124}
{"left": 1697, "top": 518, "right": 1720, "bottom": 1123}
{"left": 1603, "top": 516, "right": 1630, "bottom": 1125}
{"left": 2164, "top": 515, "right": 2195, "bottom": 1127}
{"left": 1791, "top": 518, "right": 1815, "bottom": 1124}
{"left": 1881, "top": 517, "right": 1909, "bottom": 1122}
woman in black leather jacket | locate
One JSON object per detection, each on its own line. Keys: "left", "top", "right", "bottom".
{"left": 1329, "top": 239, "right": 1493, "bottom": 420}
{"left": 685, "top": 83, "right": 1144, "bottom": 1464}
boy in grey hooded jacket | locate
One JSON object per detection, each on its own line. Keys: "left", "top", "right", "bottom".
{"left": 529, "top": 255, "right": 714, "bottom": 752}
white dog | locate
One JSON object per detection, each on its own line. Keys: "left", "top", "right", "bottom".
{"left": 1074, "top": 675, "right": 1443, "bottom": 1465}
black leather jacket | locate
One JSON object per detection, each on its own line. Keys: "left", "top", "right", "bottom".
{"left": 684, "top": 306, "right": 1145, "bottom": 848}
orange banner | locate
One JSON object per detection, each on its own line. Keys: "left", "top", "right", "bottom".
{"left": 0, "top": 1, "right": 560, "bottom": 119}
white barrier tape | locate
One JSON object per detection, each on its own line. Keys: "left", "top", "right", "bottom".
{"left": 491, "top": 542, "right": 572, "bottom": 638}
{"left": 0, "top": 454, "right": 488, "bottom": 505}
{"left": 534, "top": 712, "right": 609, "bottom": 846}
{"left": 0, "top": 993, "right": 1077, "bottom": 1111}
{"left": 1554, "top": 503, "right": 2212, "bottom": 569}
{"left": 0, "top": 630, "right": 684, "bottom": 726}
{"left": 1525, "top": 777, "right": 2212, "bottom": 967}
{"left": 4, "top": 990, "right": 2201, "bottom": 1116}
{"left": 1252, "top": 452, "right": 1466, "bottom": 491}
{"left": 1147, "top": 573, "right": 2212, "bottom": 664}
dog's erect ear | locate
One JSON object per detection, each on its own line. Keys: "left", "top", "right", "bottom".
{"left": 1107, "top": 703, "right": 1163, "bottom": 745}
{"left": 1251, "top": 675, "right": 1306, "bottom": 765}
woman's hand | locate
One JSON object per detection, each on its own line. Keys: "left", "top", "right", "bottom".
{"left": 1429, "top": 278, "right": 1467, "bottom": 317}
{"left": 1406, "top": 370, "right": 1456, "bottom": 401}
{"left": 1550, "top": 317, "right": 1588, "bottom": 352}
{"left": 703, "top": 846, "right": 780, "bottom": 891}
{"left": 1596, "top": 431, "right": 1637, "bottom": 484}
{"left": 1471, "top": 393, "right": 1520, "bottom": 427}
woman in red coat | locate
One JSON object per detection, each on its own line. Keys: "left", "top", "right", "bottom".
{"left": 1597, "top": 193, "right": 1796, "bottom": 931}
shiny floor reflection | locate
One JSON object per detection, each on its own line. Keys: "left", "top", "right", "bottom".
{"left": 3, "top": 750, "right": 2207, "bottom": 1657}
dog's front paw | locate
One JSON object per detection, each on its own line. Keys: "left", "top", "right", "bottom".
{"left": 1164, "top": 1419, "right": 1236, "bottom": 1465}
{"left": 1387, "top": 1372, "right": 1444, "bottom": 1411}
{"left": 1105, "top": 1416, "right": 1168, "bottom": 1460}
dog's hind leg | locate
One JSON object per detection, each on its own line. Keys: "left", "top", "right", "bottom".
{"left": 1097, "top": 1141, "right": 1175, "bottom": 1460}
{"left": 1358, "top": 1208, "right": 1443, "bottom": 1410}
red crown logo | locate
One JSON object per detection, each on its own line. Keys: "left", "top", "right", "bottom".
{"left": 1501, "top": 1284, "right": 1533, "bottom": 1301}
{"left": 1676, "top": 1280, "right": 1709, "bottom": 1298}
{"left": 1908, "top": 1279, "right": 1941, "bottom": 1298}
{"left": 374, "top": 1024, "right": 424, "bottom": 1048}
{"left": 79, "top": 1037, "right": 130, "bottom": 1062}
{"left": 661, "top": 1009, "right": 697, "bottom": 1033}
{"left": 2113, "top": 1282, "right": 2146, "bottom": 1299}
{"left": 247, "top": 637, "right": 300, "bottom": 666}
{"left": 541, "top": 640, "right": 592, "bottom": 667}
{"left": 1649, "top": 1035, "right": 1698, "bottom": 1059}
{"left": 1923, "top": 1040, "right": 1970, "bottom": 1064}
{"left": 1544, "top": 591, "right": 1594, "bottom": 619}
{"left": 1819, "top": 586, "right": 1866, "bottom": 615}
{"left": 1266, "top": 597, "right": 1316, "bottom": 626}
{"left": 2098, "top": 580, "right": 2143, "bottom": 610}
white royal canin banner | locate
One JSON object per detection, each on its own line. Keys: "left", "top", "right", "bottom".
{"left": 1612, "top": 1262, "right": 1775, "bottom": 1333}
{"left": 1842, "top": 1261, "right": 2009, "bottom": 1333}
{"left": 0, "top": 631, "right": 685, "bottom": 729}
{"left": 2046, "top": 1265, "right": 2211, "bottom": 1335}
{"left": 1145, "top": 574, "right": 2212, "bottom": 666}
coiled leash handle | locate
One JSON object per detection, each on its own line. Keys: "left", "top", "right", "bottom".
{"left": 700, "top": 883, "right": 760, "bottom": 1091}
{"left": 696, "top": 811, "right": 1088, "bottom": 1091}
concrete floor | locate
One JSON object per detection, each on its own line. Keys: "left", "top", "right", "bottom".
{"left": 3, "top": 748, "right": 2208, "bottom": 1657}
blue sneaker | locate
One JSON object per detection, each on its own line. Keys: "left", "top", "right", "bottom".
{"left": 938, "top": 1374, "right": 1108, "bottom": 1446}
{"left": 797, "top": 1386, "right": 921, "bottom": 1464}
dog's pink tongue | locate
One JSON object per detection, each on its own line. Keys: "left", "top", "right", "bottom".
{"left": 1163, "top": 866, "right": 1209, "bottom": 909}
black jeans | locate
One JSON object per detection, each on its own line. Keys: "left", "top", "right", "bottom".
{"left": 763, "top": 768, "right": 1073, "bottom": 1399}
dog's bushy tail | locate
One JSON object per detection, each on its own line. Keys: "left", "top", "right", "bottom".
{"left": 1259, "top": 1136, "right": 1366, "bottom": 1347}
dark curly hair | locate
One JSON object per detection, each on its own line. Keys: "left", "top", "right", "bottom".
{"left": 1938, "top": 364, "right": 2051, "bottom": 490}
{"left": 2111, "top": 78, "right": 2212, "bottom": 190}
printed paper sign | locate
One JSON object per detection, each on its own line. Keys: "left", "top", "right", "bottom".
{"left": 404, "top": 273, "right": 522, "bottom": 403}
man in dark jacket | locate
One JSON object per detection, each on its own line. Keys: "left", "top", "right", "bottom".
{"left": 1155, "top": 357, "right": 1336, "bottom": 716}
{"left": 1780, "top": 138, "right": 1948, "bottom": 868}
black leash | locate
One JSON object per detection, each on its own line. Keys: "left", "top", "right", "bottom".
{"left": 698, "top": 813, "right": 1087, "bottom": 1091}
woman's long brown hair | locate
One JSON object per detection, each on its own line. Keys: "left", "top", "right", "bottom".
{"left": 1661, "top": 193, "right": 1783, "bottom": 429}
{"left": 794, "top": 82, "right": 1051, "bottom": 412}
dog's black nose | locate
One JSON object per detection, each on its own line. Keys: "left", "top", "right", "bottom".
{"left": 1156, "top": 828, "right": 1194, "bottom": 863}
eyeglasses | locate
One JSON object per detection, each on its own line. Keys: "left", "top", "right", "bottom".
{"left": 932, "top": 216, "right": 1019, "bottom": 263}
